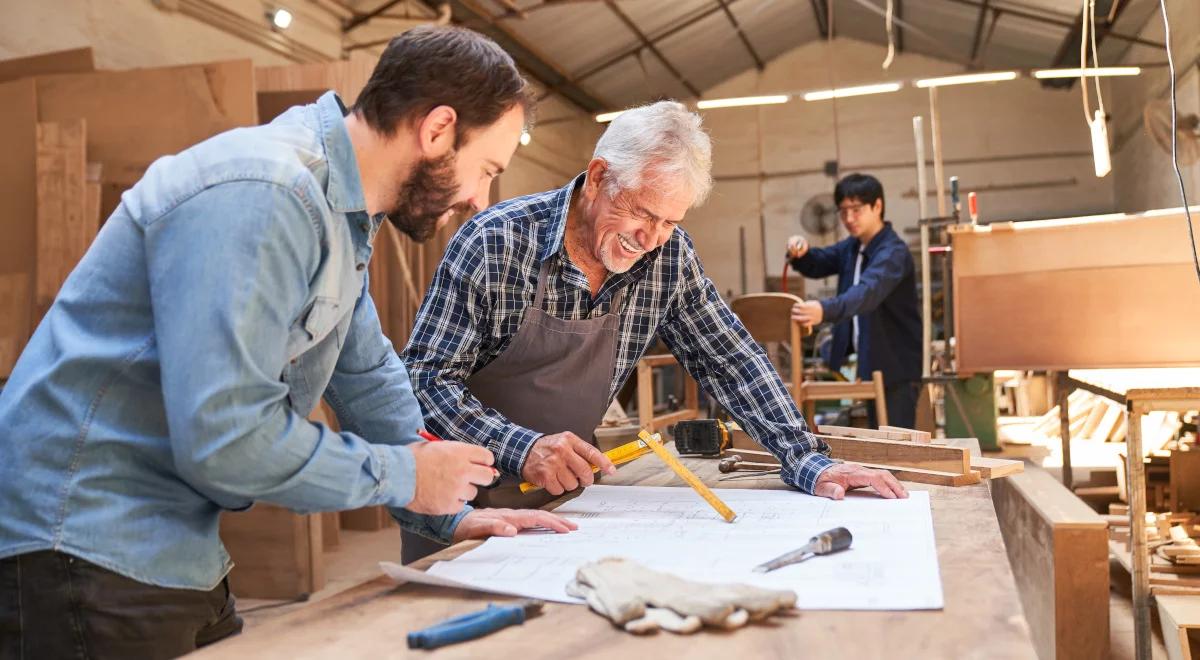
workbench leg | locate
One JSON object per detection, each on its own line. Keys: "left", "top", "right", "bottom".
{"left": 1128, "top": 402, "right": 1152, "bottom": 660}
{"left": 1057, "top": 372, "right": 1073, "bottom": 490}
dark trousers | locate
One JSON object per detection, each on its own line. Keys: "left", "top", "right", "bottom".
{"left": 868, "top": 379, "right": 920, "bottom": 429}
{"left": 0, "top": 551, "right": 242, "bottom": 660}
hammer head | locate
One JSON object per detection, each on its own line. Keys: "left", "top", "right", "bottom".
{"left": 718, "top": 456, "right": 742, "bottom": 473}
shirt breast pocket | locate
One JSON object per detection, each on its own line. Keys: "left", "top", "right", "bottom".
{"left": 286, "top": 296, "right": 343, "bottom": 360}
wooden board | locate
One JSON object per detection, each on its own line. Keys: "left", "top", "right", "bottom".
{"left": 34, "top": 119, "right": 89, "bottom": 325}
{"left": 814, "top": 434, "right": 971, "bottom": 474}
{"left": 952, "top": 210, "right": 1200, "bottom": 371}
{"left": 0, "top": 47, "right": 93, "bottom": 83}
{"left": 991, "top": 466, "right": 1109, "bottom": 659}
{"left": 854, "top": 462, "right": 982, "bottom": 487}
{"left": 880, "top": 425, "right": 933, "bottom": 443}
{"left": 817, "top": 425, "right": 914, "bottom": 441}
{"left": 194, "top": 450, "right": 1036, "bottom": 659}
{"left": 971, "top": 456, "right": 1025, "bottom": 479}
{"left": 0, "top": 78, "right": 38, "bottom": 377}
{"left": 34, "top": 59, "right": 258, "bottom": 220}
{"left": 220, "top": 505, "right": 324, "bottom": 600}
{"left": 1158, "top": 595, "right": 1200, "bottom": 660}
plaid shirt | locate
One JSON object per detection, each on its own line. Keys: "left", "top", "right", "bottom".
{"left": 401, "top": 175, "right": 834, "bottom": 493}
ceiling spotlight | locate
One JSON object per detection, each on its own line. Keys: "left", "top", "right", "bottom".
{"left": 519, "top": 130, "right": 531, "bottom": 146}
{"left": 271, "top": 7, "right": 293, "bottom": 30}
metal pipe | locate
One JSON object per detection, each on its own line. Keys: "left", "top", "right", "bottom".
{"left": 913, "top": 117, "right": 931, "bottom": 380}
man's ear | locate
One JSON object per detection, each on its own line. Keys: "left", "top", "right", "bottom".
{"left": 417, "top": 105, "right": 458, "bottom": 157}
{"left": 583, "top": 158, "right": 608, "bottom": 199}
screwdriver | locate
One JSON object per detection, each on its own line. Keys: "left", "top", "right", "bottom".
{"left": 752, "top": 527, "right": 853, "bottom": 573}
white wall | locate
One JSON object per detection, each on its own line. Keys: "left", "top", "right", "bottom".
{"left": 1109, "top": 1, "right": 1200, "bottom": 212}
{"left": 686, "top": 37, "right": 1118, "bottom": 298}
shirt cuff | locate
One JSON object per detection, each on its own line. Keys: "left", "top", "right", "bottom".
{"left": 388, "top": 505, "right": 473, "bottom": 545}
{"left": 789, "top": 452, "right": 837, "bottom": 494}
{"left": 375, "top": 443, "right": 417, "bottom": 508}
{"left": 490, "top": 424, "right": 543, "bottom": 477}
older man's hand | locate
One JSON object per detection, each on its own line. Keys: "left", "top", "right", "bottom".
{"left": 790, "top": 300, "right": 824, "bottom": 327}
{"left": 522, "top": 432, "right": 616, "bottom": 496}
{"left": 814, "top": 463, "right": 908, "bottom": 500}
{"left": 452, "top": 508, "right": 578, "bottom": 543}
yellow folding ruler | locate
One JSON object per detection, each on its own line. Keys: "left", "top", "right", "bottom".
{"left": 638, "top": 430, "right": 737, "bottom": 523}
{"left": 518, "top": 436, "right": 654, "bottom": 494}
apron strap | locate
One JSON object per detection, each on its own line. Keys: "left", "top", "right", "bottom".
{"left": 531, "top": 258, "right": 554, "bottom": 311}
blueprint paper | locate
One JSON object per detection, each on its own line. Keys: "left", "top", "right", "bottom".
{"left": 386, "top": 485, "right": 943, "bottom": 610}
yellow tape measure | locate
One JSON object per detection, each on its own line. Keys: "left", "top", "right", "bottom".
{"left": 638, "top": 430, "right": 738, "bottom": 523}
{"left": 518, "top": 437, "right": 654, "bottom": 494}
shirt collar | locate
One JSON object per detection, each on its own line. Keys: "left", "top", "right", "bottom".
{"left": 316, "top": 91, "right": 369, "bottom": 214}
{"left": 861, "top": 221, "right": 894, "bottom": 257}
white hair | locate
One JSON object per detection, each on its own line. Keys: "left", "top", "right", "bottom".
{"left": 592, "top": 101, "right": 713, "bottom": 206}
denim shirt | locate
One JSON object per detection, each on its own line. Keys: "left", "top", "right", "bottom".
{"left": 0, "top": 92, "right": 465, "bottom": 590}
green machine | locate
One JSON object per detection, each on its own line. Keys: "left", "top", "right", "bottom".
{"left": 942, "top": 373, "right": 998, "bottom": 451}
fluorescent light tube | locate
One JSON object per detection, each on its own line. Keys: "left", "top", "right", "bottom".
{"left": 1033, "top": 66, "right": 1141, "bottom": 79}
{"left": 915, "top": 71, "right": 1018, "bottom": 88}
{"left": 803, "top": 82, "right": 903, "bottom": 101}
{"left": 695, "top": 95, "right": 790, "bottom": 109}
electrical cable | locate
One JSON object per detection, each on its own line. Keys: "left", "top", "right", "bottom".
{"left": 1157, "top": 0, "right": 1200, "bottom": 286}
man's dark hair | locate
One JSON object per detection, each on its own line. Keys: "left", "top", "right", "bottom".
{"left": 353, "top": 25, "right": 535, "bottom": 143}
{"left": 834, "top": 173, "right": 885, "bottom": 219}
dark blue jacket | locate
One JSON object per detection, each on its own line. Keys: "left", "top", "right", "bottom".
{"left": 789, "top": 222, "right": 922, "bottom": 384}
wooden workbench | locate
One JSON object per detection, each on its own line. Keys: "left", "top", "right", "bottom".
{"left": 194, "top": 452, "right": 1036, "bottom": 659}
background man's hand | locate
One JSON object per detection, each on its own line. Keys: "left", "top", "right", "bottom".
{"left": 406, "top": 441, "right": 497, "bottom": 515}
{"left": 521, "top": 432, "right": 616, "bottom": 496}
{"left": 814, "top": 463, "right": 908, "bottom": 500}
{"left": 452, "top": 508, "right": 578, "bottom": 542}
{"left": 790, "top": 300, "right": 824, "bottom": 327}
{"left": 786, "top": 235, "right": 810, "bottom": 259}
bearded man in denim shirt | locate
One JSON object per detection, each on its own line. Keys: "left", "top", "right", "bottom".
{"left": 0, "top": 26, "right": 573, "bottom": 657}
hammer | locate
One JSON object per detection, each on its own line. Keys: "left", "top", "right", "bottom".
{"left": 718, "top": 455, "right": 782, "bottom": 473}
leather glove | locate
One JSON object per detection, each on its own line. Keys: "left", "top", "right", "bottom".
{"left": 565, "top": 557, "right": 796, "bottom": 634}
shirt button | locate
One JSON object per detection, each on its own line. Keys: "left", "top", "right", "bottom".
{"left": 360, "top": 223, "right": 369, "bottom": 232}
{"left": 356, "top": 263, "right": 366, "bottom": 271}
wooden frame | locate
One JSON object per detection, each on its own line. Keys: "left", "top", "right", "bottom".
{"left": 636, "top": 354, "right": 699, "bottom": 433}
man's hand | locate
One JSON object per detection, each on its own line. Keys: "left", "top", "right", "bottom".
{"left": 786, "top": 235, "right": 810, "bottom": 259}
{"left": 521, "top": 432, "right": 616, "bottom": 496}
{"left": 790, "top": 300, "right": 824, "bottom": 327}
{"left": 452, "top": 508, "right": 579, "bottom": 542}
{"left": 813, "top": 463, "right": 908, "bottom": 500}
{"left": 406, "top": 441, "right": 498, "bottom": 515}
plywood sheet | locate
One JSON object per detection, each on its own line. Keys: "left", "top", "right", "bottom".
{"left": 34, "top": 119, "right": 88, "bottom": 325}
{"left": 34, "top": 59, "right": 258, "bottom": 219}
{"left": 0, "top": 47, "right": 93, "bottom": 83}
{"left": 0, "top": 78, "right": 38, "bottom": 377}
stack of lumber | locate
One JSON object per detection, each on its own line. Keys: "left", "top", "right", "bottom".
{"left": 1005, "top": 389, "right": 1185, "bottom": 449}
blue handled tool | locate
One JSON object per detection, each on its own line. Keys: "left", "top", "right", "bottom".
{"left": 406, "top": 600, "right": 544, "bottom": 650}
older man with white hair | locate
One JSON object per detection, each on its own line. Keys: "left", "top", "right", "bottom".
{"left": 400, "top": 101, "right": 905, "bottom": 561}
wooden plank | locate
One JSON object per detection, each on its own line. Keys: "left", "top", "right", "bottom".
{"left": 1157, "top": 595, "right": 1200, "bottom": 660}
{"left": 34, "top": 59, "right": 258, "bottom": 221}
{"left": 992, "top": 467, "right": 1109, "bottom": 659}
{"left": 85, "top": 163, "right": 101, "bottom": 230}
{"left": 0, "top": 47, "right": 93, "bottom": 83}
{"left": 340, "top": 506, "right": 389, "bottom": 531}
{"left": 853, "top": 462, "right": 982, "bottom": 487}
{"left": 818, "top": 425, "right": 914, "bottom": 441}
{"left": 801, "top": 381, "right": 880, "bottom": 400}
{"left": 0, "top": 78, "right": 38, "bottom": 377}
{"left": 881, "top": 425, "right": 933, "bottom": 443}
{"left": 220, "top": 505, "right": 325, "bottom": 600}
{"left": 1170, "top": 451, "right": 1200, "bottom": 513}
{"left": 34, "top": 119, "right": 89, "bottom": 325}
{"left": 814, "top": 434, "right": 971, "bottom": 474}
{"left": 971, "top": 456, "right": 1025, "bottom": 479}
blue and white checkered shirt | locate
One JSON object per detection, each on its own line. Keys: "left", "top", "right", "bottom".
{"left": 401, "top": 175, "right": 834, "bottom": 493}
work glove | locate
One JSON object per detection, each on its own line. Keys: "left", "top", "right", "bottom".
{"left": 565, "top": 557, "right": 797, "bottom": 634}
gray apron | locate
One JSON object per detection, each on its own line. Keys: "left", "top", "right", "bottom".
{"left": 401, "top": 258, "right": 626, "bottom": 563}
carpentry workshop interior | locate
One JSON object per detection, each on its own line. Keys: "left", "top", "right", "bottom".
{"left": 2, "top": 0, "right": 1200, "bottom": 658}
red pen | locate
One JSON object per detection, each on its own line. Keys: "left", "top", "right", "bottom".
{"left": 417, "top": 429, "right": 502, "bottom": 488}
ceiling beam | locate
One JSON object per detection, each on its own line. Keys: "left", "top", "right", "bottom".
{"left": 938, "top": 0, "right": 1162, "bottom": 50}
{"left": 1044, "top": 0, "right": 1130, "bottom": 88}
{"left": 968, "top": 0, "right": 991, "bottom": 66}
{"left": 343, "top": 0, "right": 407, "bottom": 32}
{"left": 715, "top": 0, "right": 765, "bottom": 71}
{"left": 810, "top": 0, "right": 830, "bottom": 38}
{"left": 418, "top": 0, "right": 609, "bottom": 112}
{"left": 602, "top": 0, "right": 701, "bottom": 98}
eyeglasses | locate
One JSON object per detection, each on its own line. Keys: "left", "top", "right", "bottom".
{"left": 837, "top": 203, "right": 868, "bottom": 219}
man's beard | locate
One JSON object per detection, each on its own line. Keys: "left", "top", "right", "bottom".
{"left": 385, "top": 152, "right": 467, "bottom": 243}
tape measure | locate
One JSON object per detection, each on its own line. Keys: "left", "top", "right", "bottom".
{"left": 518, "top": 437, "right": 654, "bottom": 494}
{"left": 638, "top": 430, "right": 738, "bottom": 523}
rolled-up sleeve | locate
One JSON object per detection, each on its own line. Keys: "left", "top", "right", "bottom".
{"left": 145, "top": 181, "right": 422, "bottom": 515}
{"left": 658, "top": 234, "right": 835, "bottom": 493}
